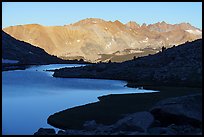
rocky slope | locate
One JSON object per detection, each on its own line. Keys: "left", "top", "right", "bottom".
{"left": 53, "top": 39, "right": 202, "bottom": 88}
{"left": 2, "top": 31, "right": 85, "bottom": 71}
{"left": 3, "top": 18, "right": 202, "bottom": 62}
{"left": 2, "top": 31, "right": 62, "bottom": 64}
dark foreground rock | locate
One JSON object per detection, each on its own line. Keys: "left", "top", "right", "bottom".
{"left": 2, "top": 63, "right": 28, "bottom": 71}
{"left": 35, "top": 124, "right": 202, "bottom": 135}
{"left": 35, "top": 93, "right": 202, "bottom": 135}
{"left": 150, "top": 93, "right": 202, "bottom": 127}
{"left": 34, "top": 128, "right": 55, "bottom": 135}
{"left": 147, "top": 124, "right": 202, "bottom": 135}
{"left": 113, "top": 111, "right": 154, "bottom": 132}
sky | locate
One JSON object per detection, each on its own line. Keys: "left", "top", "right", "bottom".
{"left": 2, "top": 2, "right": 202, "bottom": 29}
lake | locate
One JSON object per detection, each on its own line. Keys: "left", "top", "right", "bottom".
{"left": 2, "top": 64, "right": 158, "bottom": 135}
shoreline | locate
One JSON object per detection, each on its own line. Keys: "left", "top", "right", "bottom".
{"left": 2, "top": 62, "right": 90, "bottom": 72}
{"left": 47, "top": 85, "right": 202, "bottom": 130}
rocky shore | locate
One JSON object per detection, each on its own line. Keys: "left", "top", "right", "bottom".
{"left": 34, "top": 93, "right": 202, "bottom": 135}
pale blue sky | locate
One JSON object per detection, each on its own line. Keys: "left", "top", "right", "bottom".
{"left": 2, "top": 2, "right": 202, "bottom": 29}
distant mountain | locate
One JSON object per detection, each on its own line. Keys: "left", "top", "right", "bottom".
{"left": 2, "top": 31, "right": 71, "bottom": 65}
{"left": 3, "top": 18, "right": 202, "bottom": 62}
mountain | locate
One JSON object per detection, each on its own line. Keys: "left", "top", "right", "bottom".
{"left": 3, "top": 18, "right": 202, "bottom": 62}
{"left": 2, "top": 31, "right": 75, "bottom": 65}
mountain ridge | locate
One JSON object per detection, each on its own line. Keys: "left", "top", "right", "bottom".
{"left": 3, "top": 18, "right": 202, "bottom": 62}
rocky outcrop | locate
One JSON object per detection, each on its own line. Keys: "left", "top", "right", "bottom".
{"left": 34, "top": 128, "right": 55, "bottom": 135}
{"left": 35, "top": 123, "right": 202, "bottom": 135}
{"left": 150, "top": 94, "right": 202, "bottom": 127}
{"left": 83, "top": 120, "right": 98, "bottom": 130}
{"left": 113, "top": 111, "right": 154, "bottom": 132}
{"left": 3, "top": 18, "right": 202, "bottom": 62}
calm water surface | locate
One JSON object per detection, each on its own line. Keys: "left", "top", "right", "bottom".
{"left": 2, "top": 64, "right": 158, "bottom": 135}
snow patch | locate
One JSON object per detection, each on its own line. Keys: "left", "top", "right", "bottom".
{"left": 141, "top": 37, "right": 149, "bottom": 43}
{"left": 2, "top": 59, "right": 19, "bottom": 64}
{"left": 134, "top": 50, "right": 144, "bottom": 53}
{"left": 106, "top": 42, "right": 112, "bottom": 49}
{"left": 130, "top": 42, "right": 136, "bottom": 48}
{"left": 185, "top": 29, "right": 202, "bottom": 35}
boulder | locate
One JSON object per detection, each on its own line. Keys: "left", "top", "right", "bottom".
{"left": 95, "top": 124, "right": 114, "bottom": 133}
{"left": 64, "top": 129, "right": 85, "bottom": 135}
{"left": 83, "top": 120, "right": 98, "bottom": 130}
{"left": 57, "top": 130, "right": 66, "bottom": 135}
{"left": 113, "top": 111, "right": 154, "bottom": 132}
{"left": 64, "top": 129, "right": 99, "bottom": 135}
{"left": 167, "top": 124, "right": 202, "bottom": 135}
{"left": 147, "top": 127, "right": 177, "bottom": 135}
{"left": 150, "top": 94, "right": 202, "bottom": 127}
{"left": 34, "top": 128, "right": 56, "bottom": 135}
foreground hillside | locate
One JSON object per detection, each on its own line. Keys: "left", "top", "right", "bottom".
{"left": 2, "top": 31, "right": 86, "bottom": 71}
{"left": 53, "top": 39, "right": 202, "bottom": 88}
{"left": 3, "top": 18, "right": 202, "bottom": 62}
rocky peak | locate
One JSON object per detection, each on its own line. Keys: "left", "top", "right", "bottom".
{"left": 126, "top": 21, "right": 140, "bottom": 29}
{"left": 160, "top": 21, "right": 167, "bottom": 24}
{"left": 147, "top": 21, "right": 173, "bottom": 32}
{"left": 151, "top": 21, "right": 168, "bottom": 25}
{"left": 73, "top": 18, "right": 106, "bottom": 25}
{"left": 113, "top": 20, "right": 124, "bottom": 25}
{"left": 21, "top": 24, "right": 43, "bottom": 28}
{"left": 141, "top": 23, "right": 147, "bottom": 27}
{"left": 177, "top": 22, "right": 198, "bottom": 30}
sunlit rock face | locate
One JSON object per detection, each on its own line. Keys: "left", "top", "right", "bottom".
{"left": 3, "top": 18, "right": 202, "bottom": 62}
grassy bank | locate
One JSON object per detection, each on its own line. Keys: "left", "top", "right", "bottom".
{"left": 47, "top": 86, "right": 202, "bottom": 130}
